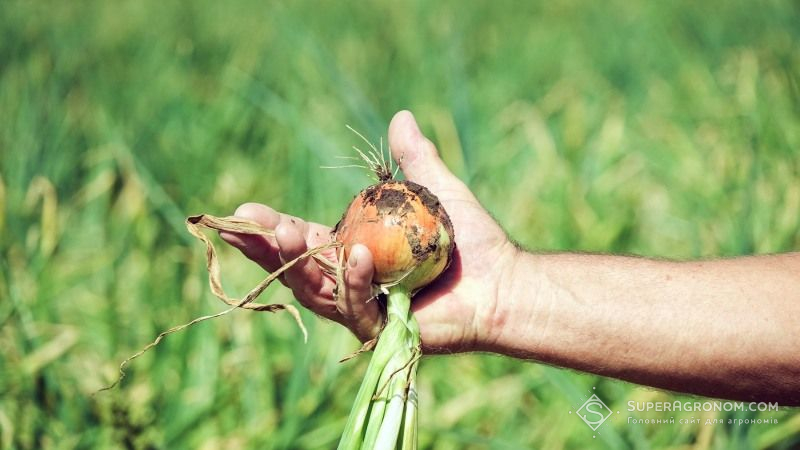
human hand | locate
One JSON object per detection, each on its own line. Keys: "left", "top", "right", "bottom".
{"left": 221, "top": 111, "right": 517, "bottom": 353}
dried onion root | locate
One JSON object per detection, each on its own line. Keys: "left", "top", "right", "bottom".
{"left": 96, "top": 215, "right": 340, "bottom": 393}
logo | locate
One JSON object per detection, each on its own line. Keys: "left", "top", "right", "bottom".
{"left": 576, "top": 394, "right": 613, "bottom": 431}
{"left": 569, "top": 387, "right": 618, "bottom": 437}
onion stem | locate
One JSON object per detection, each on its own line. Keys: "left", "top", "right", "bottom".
{"left": 400, "top": 370, "right": 418, "bottom": 450}
{"left": 338, "top": 285, "right": 421, "bottom": 450}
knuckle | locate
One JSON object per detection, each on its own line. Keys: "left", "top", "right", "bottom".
{"left": 290, "top": 288, "right": 311, "bottom": 307}
{"left": 286, "top": 269, "right": 321, "bottom": 296}
{"left": 344, "top": 283, "right": 368, "bottom": 302}
{"left": 290, "top": 282, "right": 319, "bottom": 305}
{"left": 345, "top": 273, "right": 368, "bottom": 292}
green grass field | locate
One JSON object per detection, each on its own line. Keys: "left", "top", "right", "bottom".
{"left": 2, "top": 0, "right": 799, "bottom": 448}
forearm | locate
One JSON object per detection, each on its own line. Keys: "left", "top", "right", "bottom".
{"left": 487, "top": 251, "right": 800, "bottom": 405}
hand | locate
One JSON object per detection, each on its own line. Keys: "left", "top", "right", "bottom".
{"left": 221, "top": 111, "right": 518, "bottom": 353}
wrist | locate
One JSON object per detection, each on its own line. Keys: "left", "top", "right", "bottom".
{"left": 471, "top": 242, "right": 531, "bottom": 353}
{"left": 478, "top": 248, "right": 547, "bottom": 357}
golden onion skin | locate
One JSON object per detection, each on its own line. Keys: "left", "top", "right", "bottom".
{"left": 333, "top": 180, "right": 454, "bottom": 292}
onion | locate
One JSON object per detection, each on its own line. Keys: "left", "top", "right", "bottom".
{"left": 335, "top": 177, "right": 454, "bottom": 450}
{"left": 333, "top": 180, "right": 454, "bottom": 292}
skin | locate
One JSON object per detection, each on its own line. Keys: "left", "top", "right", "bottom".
{"left": 222, "top": 110, "right": 800, "bottom": 405}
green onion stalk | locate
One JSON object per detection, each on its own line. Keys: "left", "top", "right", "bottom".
{"left": 338, "top": 286, "right": 420, "bottom": 450}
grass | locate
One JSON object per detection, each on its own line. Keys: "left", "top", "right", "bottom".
{"left": 1, "top": 0, "right": 799, "bottom": 448}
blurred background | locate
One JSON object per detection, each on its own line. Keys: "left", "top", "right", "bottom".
{"left": 1, "top": 0, "right": 799, "bottom": 448}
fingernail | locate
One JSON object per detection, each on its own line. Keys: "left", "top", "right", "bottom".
{"left": 219, "top": 231, "right": 238, "bottom": 242}
{"left": 348, "top": 252, "right": 358, "bottom": 268}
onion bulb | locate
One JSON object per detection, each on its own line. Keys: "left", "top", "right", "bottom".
{"left": 333, "top": 180, "right": 454, "bottom": 293}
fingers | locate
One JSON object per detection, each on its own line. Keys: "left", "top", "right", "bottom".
{"left": 388, "top": 110, "right": 463, "bottom": 192}
{"left": 220, "top": 203, "right": 345, "bottom": 321}
{"left": 220, "top": 203, "right": 312, "bottom": 273}
{"left": 275, "top": 222, "right": 327, "bottom": 309}
{"left": 220, "top": 203, "right": 283, "bottom": 271}
{"left": 337, "top": 244, "right": 382, "bottom": 339}
{"left": 274, "top": 226, "right": 383, "bottom": 340}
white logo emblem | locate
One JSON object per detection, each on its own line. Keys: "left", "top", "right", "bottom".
{"left": 576, "top": 393, "right": 613, "bottom": 431}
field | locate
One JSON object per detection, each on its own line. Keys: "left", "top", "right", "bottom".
{"left": 1, "top": 0, "right": 799, "bottom": 448}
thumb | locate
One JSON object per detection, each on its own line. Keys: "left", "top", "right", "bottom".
{"left": 388, "top": 110, "right": 462, "bottom": 192}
